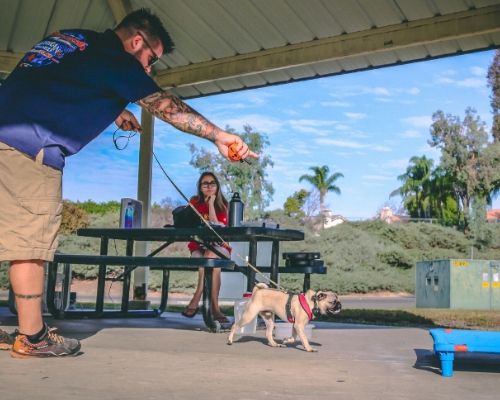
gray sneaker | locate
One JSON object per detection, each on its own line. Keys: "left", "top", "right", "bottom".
{"left": 10, "top": 325, "right": 81, "bottom": 358}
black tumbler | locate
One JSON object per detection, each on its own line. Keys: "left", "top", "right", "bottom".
{"left": 229, "top": 192, "right": 244, "bottom": 226}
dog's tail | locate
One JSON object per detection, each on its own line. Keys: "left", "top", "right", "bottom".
{"left": 252, "top": 282, "right": 268, "bottom": 293}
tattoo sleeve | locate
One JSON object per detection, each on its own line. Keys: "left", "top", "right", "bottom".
{"left": 137, "top": 91, "right": 220, "bottom": 142}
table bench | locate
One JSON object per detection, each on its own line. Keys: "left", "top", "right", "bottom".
{"left": 46, "top": 253, "right": 235, "bottom": 331}
{"left": 429, "top": 328, "right": 500, "bottom": 377}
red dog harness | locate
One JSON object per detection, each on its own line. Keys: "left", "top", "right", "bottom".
{"left": 285, "top": 293, "right": 313, "bottom": 323}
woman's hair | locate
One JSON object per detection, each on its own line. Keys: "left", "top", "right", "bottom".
{"left": 196, "top": 172, "right": 228, "bottom": 213}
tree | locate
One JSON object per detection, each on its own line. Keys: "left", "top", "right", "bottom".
{"left": 189, "top": 125, "right": 274, "bottom": 219}
{"left": 426, "top": 166, "right": 459, "bottom": 225}
{"left": 283, "top": 189, "right": 309, "bottom": 217}
{"left": 390, "top": 155, "right": 433, "bottom": 218}
{"left": 299, "top": 165, "right": 343, "bottom": 212}
{"left": 487, "top": 49, "right": 500, "bottom": 143}
{"left": 429, "top": 108, "right": 491, "bottom": 232}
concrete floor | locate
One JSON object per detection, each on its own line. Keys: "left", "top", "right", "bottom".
{"left": 1, "top": 308, "right": 499, "bottom": 400}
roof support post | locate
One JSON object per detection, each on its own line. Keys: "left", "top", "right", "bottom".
{"left": 133, "top": 108, "right": 154, "bottom": 301}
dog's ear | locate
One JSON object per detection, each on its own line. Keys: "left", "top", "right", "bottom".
{"left": 314, "top": 292, "right": 326, "bottom": 301}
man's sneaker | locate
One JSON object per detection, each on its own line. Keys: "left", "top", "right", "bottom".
{"left": 10, "top": 325, "right": 81, "bottom": 358}
{"left": 0, "top": 328, "right": 17, "bottom": 350}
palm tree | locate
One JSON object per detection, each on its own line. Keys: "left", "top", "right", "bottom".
{"left": 299, "top": 165, "right": 344, "bottom": 212}
{"left": 390, "top": 156, "right": 433, "bottom": 218}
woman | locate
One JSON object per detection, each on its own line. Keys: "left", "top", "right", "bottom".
{"left": 182, "top": 172, "right": 231, "bottom": 323}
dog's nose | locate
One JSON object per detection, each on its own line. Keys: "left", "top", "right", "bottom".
{"left": 330, "top": 301, "right": 342, "bottom": 314}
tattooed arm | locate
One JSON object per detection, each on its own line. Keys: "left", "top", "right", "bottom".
{"left": 137, "top": 90, "right": 258, "bottom": 160}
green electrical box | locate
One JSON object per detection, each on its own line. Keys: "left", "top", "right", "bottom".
{"left": 416, "top": 259, "right": 500, "bottom": 309}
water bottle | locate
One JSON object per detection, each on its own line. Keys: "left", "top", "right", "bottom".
{"left": 234, "top": 292, "right": 257, "bottom": 335}
{"left": 124, "top": 202, "right": 134, "bottom": 228}
{"left": 229, "top": 192, "right": 244, "bottom": 227}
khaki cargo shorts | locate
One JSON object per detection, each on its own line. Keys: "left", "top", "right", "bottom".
{"left": 0, "top": 142, "right": 62, "bottom": 262}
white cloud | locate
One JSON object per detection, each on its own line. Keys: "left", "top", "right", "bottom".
{"left": 288, "top": 119, "right": 338, "bottom": 136}
{"left": 370, "top": 87, "right": 391, "bottom": 96}
{"left": 220, "top": 114, "right": 285, "bottom": 134}
{"left": 400, "top": 129, "right": 422, "bottom": 138}
{"left": 344, "top": 112, "right": 367, "bottom": 120}
{"left": 455, "top": 78, "right": 484, "bottom": 88}
{"left": 436, "top": 73, "right": 486, "bottom": 89}
{"left": 315, "top": 138, "right": 366, "bottom": 149}
{"left": 406, "top": 87, "right": 420, "bottom": 95}
{"left": 320, "top": 100, "right": 351, "bottom": 107}
{"left": 371, "top": 145, "right": 392, "bottom": 152}
{"left": 402, "top": 116, "right": 432, "bottom": 129}
{"left": 379, "top": 159, "right": 411, "bottom": 170}
{"left": 470, "top": 66, "right": 486, "bottom": 77}
{"left": 362, "top": 175, "right": 394, "bottom": 181}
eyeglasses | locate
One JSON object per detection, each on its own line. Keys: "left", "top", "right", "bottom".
{"left": 201, "top": 181, "right": 217, "bottom": 188}
{"left": 137, "top": 31, "right": 160, "bottom": 67}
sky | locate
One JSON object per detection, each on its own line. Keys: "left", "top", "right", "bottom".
{"left": 63, "top": 49, "right": 499, "bottom": 220}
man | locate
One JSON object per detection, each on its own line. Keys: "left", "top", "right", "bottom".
{"left": 0, "top": 9, "right": 256, "bottom": 358}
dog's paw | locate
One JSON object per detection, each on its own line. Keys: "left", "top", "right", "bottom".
{"left": 305, "top": 347, "right": 318, "bottom": 353}
{"left": 268, "top": 342, "right": 286, "bottom": 348}
{"left": 281, "top": 337, "right": 295, "bottom": 345}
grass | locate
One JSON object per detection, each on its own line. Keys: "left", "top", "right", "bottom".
{"left": 317, "top": 309, "right": 500, "bottom": 330}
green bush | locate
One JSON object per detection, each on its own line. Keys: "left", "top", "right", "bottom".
{"left": 60, "top": 201, "right": 90, "bottom": 234}
{"left": 377, "top": 248, "right": 414, "bottom": 269}
{"left": 75, "top": 200, "right": 121, "bottom": 215}
{"left": 3, "top": 204, "right": 499, "bottom": 294}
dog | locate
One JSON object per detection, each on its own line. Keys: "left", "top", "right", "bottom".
{"left": 228, "top": 283, "right": 342, "bottom": 352}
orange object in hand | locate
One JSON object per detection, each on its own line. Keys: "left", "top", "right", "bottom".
{"left": 228, "top": 142, "right": 241, "bottom": 161}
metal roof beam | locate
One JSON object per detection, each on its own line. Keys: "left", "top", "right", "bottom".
{"left": 106, "top": 0, "right": 132, "bottom": 24}
{"left": 156, "top": 5, "right": 500, "bottom": 89}
{"left": 0, "top": 51, "right": 23, "bottom": 73}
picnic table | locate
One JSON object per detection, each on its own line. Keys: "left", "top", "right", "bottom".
{"left": 46, "top": 226, "right": 305, "bottom": 331}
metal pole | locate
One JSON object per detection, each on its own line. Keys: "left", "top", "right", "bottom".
{"left": 133, "top": 109, "right": 154, "bottom": 301}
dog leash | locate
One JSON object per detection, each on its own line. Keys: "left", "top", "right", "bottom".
{"left": 113, "top": 127, "right": 286, "bottom": 291}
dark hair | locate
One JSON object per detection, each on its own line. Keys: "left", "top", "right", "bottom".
{"left": 196, "top": 172, "right": 228, "bottom": 214}
{"left": 115, "top": 8, "right": 174, "bottom": 54}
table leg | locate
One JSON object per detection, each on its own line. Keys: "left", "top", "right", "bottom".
{"left": 246, "top": 240, "right": 258, "bottom": 291}
{"left": 438, "top": 351, "right": 455, "bottom": 377}
{"left": 96, "top": 237, "right": 109, "bottom": 315}
{"left": 270, "top": 240, "right": 279, "bottom": 289}
{"left": 202, "top": 268, "right": 216, "bottom": 332}
{"left": 303, "top": 274, "right": 311, "bottom": 292}
{"left": 121, "top": 239, "right": 134, "bottom": 312}
{"left": 45, "top": 261, "right": 58, "bottom": 317}
{"left": 157, "top": 269, "right": 170, "bottom": 314}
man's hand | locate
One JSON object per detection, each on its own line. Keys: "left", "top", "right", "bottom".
{"left": 215, "top": 131, "right": 258, "bottom": 162}
{"left": 115, "top": 110, "right": 142, "bottom": 132}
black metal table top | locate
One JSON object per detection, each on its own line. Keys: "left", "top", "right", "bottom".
{"left": 77, "top": 226, "right": 304, "bottom": 242}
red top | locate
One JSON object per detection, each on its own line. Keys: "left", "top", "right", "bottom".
{"left": 187, "top": 196, "right": 229, "bottom": 253}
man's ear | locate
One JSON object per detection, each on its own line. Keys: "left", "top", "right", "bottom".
{"left": 130, "top": 33, "right": 142, "bottom": 51}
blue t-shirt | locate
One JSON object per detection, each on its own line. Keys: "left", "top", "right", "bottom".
{"left": 0, "top": 29, "right": 160, "bottom": 170}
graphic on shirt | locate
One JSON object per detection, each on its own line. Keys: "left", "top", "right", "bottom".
{"left": 19, "top": 31, "right": 88, "bottom": 68}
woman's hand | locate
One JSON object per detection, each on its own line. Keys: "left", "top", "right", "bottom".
{"left": 206, "top": 195, "right": 216, "bottom": 206}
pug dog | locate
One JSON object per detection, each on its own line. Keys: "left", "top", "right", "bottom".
{"left": 228, "top": 283, "right": 341, "bottom": 352}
